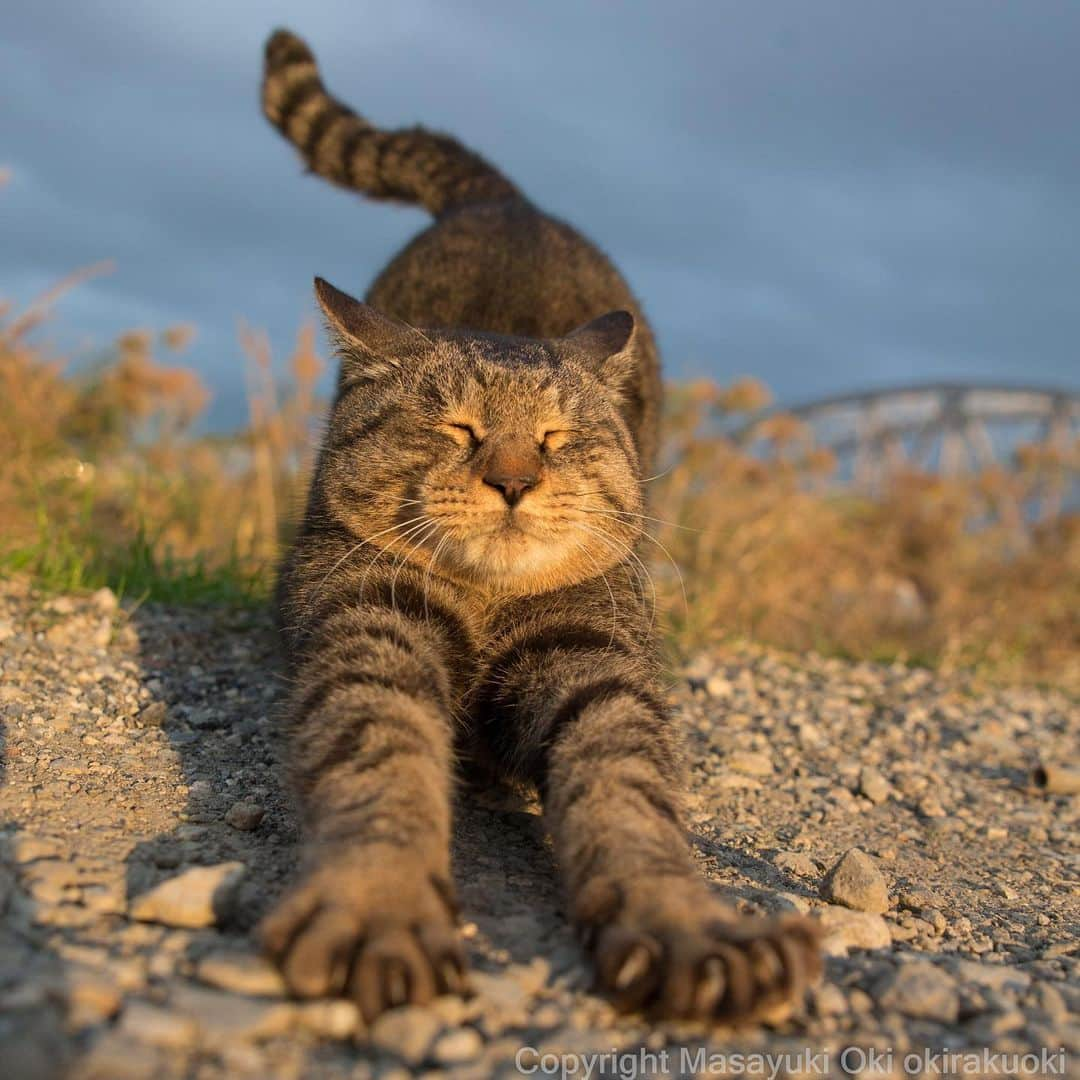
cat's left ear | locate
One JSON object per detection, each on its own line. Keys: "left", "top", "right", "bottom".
{"left": 560, "top": 310, "right": 636, "bottom": 398}
{"left": 315, "top": 277, "right": 430, "bottom": 379}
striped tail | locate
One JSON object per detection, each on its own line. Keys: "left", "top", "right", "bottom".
{"left": 262, "top": 29, "right": 521, "bottom": 217}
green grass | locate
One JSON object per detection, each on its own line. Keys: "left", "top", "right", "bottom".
{"left": 1, "top": 507, "right": 268, "bottom": 608}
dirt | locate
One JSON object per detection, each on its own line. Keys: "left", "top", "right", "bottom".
{"left": 0, "top": 577, "right": 1077, "bottom": 1079}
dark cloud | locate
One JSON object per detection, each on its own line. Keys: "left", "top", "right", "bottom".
{"left": 3, "top": 0, "right": 1077, "bottom": 429}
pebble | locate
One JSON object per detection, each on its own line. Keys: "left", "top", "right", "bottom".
{"left": 296, "top": 1000, "right": 361, "bottom": 1040}
{"left": 119, "top": 1001, "right": 199, "bottom": 1050}
{"left": 820, "top": 847, "right": 890, "bottom": 913}
{"left": 224, "top": 800, "right": 265, "bottom": 831}
{"left": 195, "top": 950, "right": 287, "bottom": 997}
{"left": 817, "top": 905, "right": 892, "bottom": 954}
{"left": 65, "top": 969, "right": 124, "bottom": 1027}
{"left": 858, "top": 765, "right": 890, "bottom": 804}
{"left": 773, "top": 850, "right": 818, "bottom": 878}
{"left": 726, "top": 750, "right": 774, "bottom": 777}
{"left": 876, "top": 961, "right": 959, "bottom": 1023}
{"left": 369, "top": 1005, "right": 444, "bottom": 1065}
{"left": 130, "top": 862, "right": 246, "bottom": 928}
{"left": 169, "top": 983, "right": 296, "bottom": 1045}
{"left": 431, "top": 1026, "right": 484, "bottom": 1065}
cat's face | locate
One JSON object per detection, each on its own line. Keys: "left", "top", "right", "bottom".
{"left": 315, "top": 279, "right": 643, "bottom": 595}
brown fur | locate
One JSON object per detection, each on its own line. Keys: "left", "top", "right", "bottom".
{"left": 260, "top": 29, "right": 820, "bottom": 1023}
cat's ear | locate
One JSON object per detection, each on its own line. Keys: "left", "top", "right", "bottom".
{"left": 314, "top": 277, "right": 429, "bottom": 379}
{"left": 561, "top": 310, "right": 636, "bottom": 397}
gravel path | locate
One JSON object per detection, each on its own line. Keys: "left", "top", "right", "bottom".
{"left": 0, "top": 578, "right": 1077, "bottom": 1079}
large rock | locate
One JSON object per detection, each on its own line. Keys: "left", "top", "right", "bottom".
{"left": 130, "top": 862, "right": 245, "bottom": 928}
{"left": 820, "top": 848, "right": 890, "bottom": 913}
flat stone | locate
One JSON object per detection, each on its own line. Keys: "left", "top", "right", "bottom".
{"left": 224, "top": 801, "right": 265, "bottom": 831}
{"left": 820, "top": 847, "right": 890, "bottom": 913}
{"left": 11, "top": 835, "right": 64, "bottom": 864}
{"left": 130, "top": 862, "right": 245, "bottom": 928}
{"left": 726, "top": 750, "right": 774, "bottom": 777}
{"left": 369, "top": 1005, "right": 443, "bottom": 1065}
{"left": 774, "top": 850, "right": 818, "bottom": 878}
{"left": 817, "top": 905, "right": 892, "bottom": 955}
{"left": 195, "top": 950, "right": 287, "bottom": 997}
{"left": 118, "top": 1001, "right": 199, "bottom": 1050}
{"left": 876, "top": 961, "right": 959, "bottom": 1023}
{"left": 949, "top": 960, "right": 1031, "bottom": 994}
{"left": 170, "top": 983, "right": 296, "bottom": 1045}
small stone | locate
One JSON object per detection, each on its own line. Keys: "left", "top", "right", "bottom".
{"left": 195, "top": 951, "right": 287, "bottom": 997}
{"left": 817, "top": 905, "right": 892, "bottom": 954}
{"left": 726, "top": 750, "right": 774, "bottom": 777}
{"left": 704, "top": 674, "right": 733, "bottom": 698}
{"left": 119, "top": 1002, "right": 198, "bottom": 1050}
{"left": 431, "top": 1027, "right": 483, "bottom": 1065}
{"left": 876, "top": 961, "right": 959, "bottom": 1023}
{"left": 820, "top": 847, "right": 889, "bottom": 913}
{"left": 90, "top": 587, "right": 118, "bottom": 613}
{"left": 369, "top": 1005, "right": 443, "bottom": 1065}
{"left": 76, "top": 1033, "right": 162, "bottom": 1080}
{"left": 81, "top": 882, "right": 127, "bottom": 915}
{"left": 297, "top": 1000, "right": 360, "bottom": 1040}
{"left": 773, "top": 851, "right": 818, "bottom": 878}
{"left": 130, "top": 862, "right": 245, "bottom": 928}
{"left": 858, "top": 766, "right": 890, "bottom": 804}
{"left": 224, "top": 801, "right": 264, "bottom": 831}
{"left": 897, "top": 885, "right": 940, "bottom": 913}
{"left": 66, "top": 969, "right": 123, "bottom": 1027}
{"left": 11, "top": 835, "right": 64, "bottom": 864}
{"left": 170, "top": 984, "right": 296, "bottom": 1045}
{"left": 811, "top": 982, "right": 848, "bottom": 1017}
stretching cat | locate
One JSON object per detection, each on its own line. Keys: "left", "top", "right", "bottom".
{"left": 259, "top": 28, "right": 820, "bottom": 1024}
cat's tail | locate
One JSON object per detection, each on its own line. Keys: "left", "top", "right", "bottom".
{"left": 262, "top": 29, "right": 521, "bottom": 217}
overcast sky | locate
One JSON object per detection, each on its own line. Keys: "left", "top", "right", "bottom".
{"left": 4, "top": 1, "right": 1078, "bottom": 428}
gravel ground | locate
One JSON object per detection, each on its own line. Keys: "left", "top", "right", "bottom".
{"left": 0, "top": 577, "right": 1077, "bottom": 1080}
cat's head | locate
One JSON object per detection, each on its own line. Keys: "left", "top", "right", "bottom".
{"left": 313, "top": 278, "right": 644, "bottom": 595}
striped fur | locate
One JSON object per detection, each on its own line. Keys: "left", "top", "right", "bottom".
{"left": 260, "top": 30, "right": 820, "bottom": 1023}
{"left": 263, "top": 29, "right": 518, "bottom": 217}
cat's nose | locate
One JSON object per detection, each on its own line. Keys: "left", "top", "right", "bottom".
{"left": 483, "top": 470, "right": 539, "bottom": 507}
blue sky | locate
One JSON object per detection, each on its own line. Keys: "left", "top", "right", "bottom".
{"left": 3, "top": 1, "right": 1078, "bottom": 428}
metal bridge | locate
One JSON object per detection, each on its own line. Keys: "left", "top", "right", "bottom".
{"left": 737, "top": 381, "right": 1080, "bottom": 511}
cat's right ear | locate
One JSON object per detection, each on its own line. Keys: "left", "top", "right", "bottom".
{"left": 314, "top": 277, "right": 430, "bottom": 379}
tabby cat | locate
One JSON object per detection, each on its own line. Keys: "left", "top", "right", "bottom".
{"left": 259, "top": 28, "right": 820, "bottom": 1023}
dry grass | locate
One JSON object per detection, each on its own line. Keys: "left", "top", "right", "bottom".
{"left": 2, "top": 262, "right": 1077, "bottom": 691}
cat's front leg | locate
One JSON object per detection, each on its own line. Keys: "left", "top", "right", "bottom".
{"left": 546, "top": 679, "right": 822, "bottom": 1021}
{"left": 480, "top": 622, "right": 821, "bottom": 1022}
{"left": 259, "top": 603, "right": 467, "bottom": 1021}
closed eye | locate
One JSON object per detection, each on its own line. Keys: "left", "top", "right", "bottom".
{"left": 541, "top": 430, "right": 571, "bottom": 452}
{"left": 441, "top": 422, "right": 482, "bottom": 447}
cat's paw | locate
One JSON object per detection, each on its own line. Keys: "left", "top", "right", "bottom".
{"left": 577, "top": 878, "right": 821, "bottom": 1023}
{"left": 258, "top": 854, "right": 468, "bottom": 1022}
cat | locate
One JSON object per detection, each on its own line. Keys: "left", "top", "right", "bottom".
{"left": 259, "top": 28, "right": 820, "bottom": 1024}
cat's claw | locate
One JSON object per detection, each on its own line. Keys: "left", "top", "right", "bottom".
{"left": 258, "top": 857, "right": 468, "bottom": 1022}
{"left": 583, "top": 880, "right": 821, "bottom": 1023}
